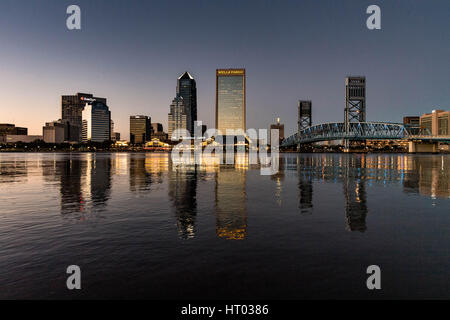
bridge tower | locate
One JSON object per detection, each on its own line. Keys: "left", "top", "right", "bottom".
{"left": 345, "top": 77, "right": 366, "bottom": 150}
{"left": 298, "top": 100, "right": 312, "bottom": 150}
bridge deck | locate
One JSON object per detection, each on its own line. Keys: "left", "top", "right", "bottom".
{"left": 282, "top": 122, "right": 449, "bottom": 147}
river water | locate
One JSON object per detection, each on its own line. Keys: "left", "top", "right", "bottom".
{"left": 0, "top": 152, "right": 448, "bottom": 299}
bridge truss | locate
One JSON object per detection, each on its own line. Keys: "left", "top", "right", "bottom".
{"left": 282, "top": 122, "right": 411, "bottom": 147}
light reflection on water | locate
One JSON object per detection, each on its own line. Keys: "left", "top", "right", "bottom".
{"left": 0, "top": 152, "right": 448, "bottom": 299}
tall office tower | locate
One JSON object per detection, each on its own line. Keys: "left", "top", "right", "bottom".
{"left": 110, "top": 120, "right": 115, "bottom": 141}
{"left": 81, "top": 101, "right": 111, "bottom": 143}
{"left": 130, "top": 115, "right": 152, "bottom": 144}
{"left": 168, "top": 95, "right": 187, "bottom": 140}
{"left": 216, "top": 69, "right": 246, "bottom": 134}
{"left": 298, "top": 100, "right": 312, "bottom": 134}
{"left": 62, "top": 93, "right": 107, "bottom": 142}
{"left": 176, "top": 72, "right": 197, "bottom": 136}
{"left": 151, "top": 123, "right": 163, "bottom": 134}
{"left": 270, "top": 117, "right": 285, "bottom": 145}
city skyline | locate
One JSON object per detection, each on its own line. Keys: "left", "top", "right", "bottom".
{"left": 0, "top": 0, "right": 449, "bottom": 139}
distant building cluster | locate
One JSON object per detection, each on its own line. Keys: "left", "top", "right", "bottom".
{"left": 1, "top": 70, "right": 448, "bottom": 149}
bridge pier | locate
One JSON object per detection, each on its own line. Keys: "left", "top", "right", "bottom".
{"left": 408, "top": 141, "right": 438, "bottom": 153}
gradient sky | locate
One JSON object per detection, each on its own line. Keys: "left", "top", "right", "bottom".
{"left": 0, "top": 0, "right": 448, "bottom": 139}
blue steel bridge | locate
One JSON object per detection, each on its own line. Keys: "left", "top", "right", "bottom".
{"left": 281, "top": 121, "right": 450, "bottom": 147}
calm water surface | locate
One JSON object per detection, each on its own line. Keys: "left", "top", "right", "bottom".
{"left": 0, "top": 152, "right": 449, "bottom": 299}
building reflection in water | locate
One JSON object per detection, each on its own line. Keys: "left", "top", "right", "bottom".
{"left": 296, "top": 156, "right": 313, "bottom": 214}
{"left": 168, "top": 161, "right": 198, "bottom": 240}
{"left": 129, "top": 155, "right": 152, "bottom": 192}
{"left": 33, "top": 152, "right": 448, "bottom": 231}
{"left": 342, "top": 155, "right": 367, "bottom": 232}
{"left": 215, "top": 153, "right": 248, "bottom": 240}
{"left": 88, "top": 154, "right": 112, "bottom": 208}
{"left": 271, "top": 157, "right": 285, "bottom": 207}
{"left": 58, "top": 154, "right": 112, "bottom": 214}
{"left": 404, "top": 155, "right": 449, "bottom": 199}
{"left": 59, "top": 156, "right": 84, "bottom": 214}
{"left": 0, "top": 156, "right": 28, "bottom": 183}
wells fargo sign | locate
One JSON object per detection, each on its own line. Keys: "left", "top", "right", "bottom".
{"left": 217, "top": 69, "right": 245, "bottom": 76}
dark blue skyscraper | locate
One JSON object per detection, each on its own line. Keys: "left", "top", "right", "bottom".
{"left": 176, "top": 72, "right": 197, "bottom": 136}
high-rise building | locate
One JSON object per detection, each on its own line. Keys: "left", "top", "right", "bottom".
{"left": 81, "top": 101, "right": 111, "bottom": 143}
{"left": 177, "top": 72, "right": 197, "bottom": 136}
{"left": 110, "top": 120, "right": 116, "bottom": 141}
{"left": 130, "top": 115, "right": 152, "bottom": 144}
{"left": 168, "top": 95, "right": 187, "bottom": 140}
{"left": 62, "top": 93, "right": 107, "bottom": 142}
{"left": 270, "top": 118, "right": 285, "bottom": 145}
{"left": 151, "top": 123, "right": 163, "bottom": 134}
{"left": 43, "top": 120, "right": 69, "bottom": 143}
{"left": 216, "top": 68, "right": 246, "bottom": 134}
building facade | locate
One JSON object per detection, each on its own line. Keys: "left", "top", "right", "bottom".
{"left": 2, "top": 135, "right": 43, "bottom": 143}
{"left": 81, "top": 101, "right": 111, "bottom": 143}
{"left": 177, "top": 72, "right": 197, "bottom": 136}
{"left": 62, "top": 93, "right": 107, "bottom": 142}
{"left": 130, "top": 115, "right": 152, "bottom": 144}
{"left": 151, "top": 123, "right": 163, "bottom": 134}
{"left": 216, "top": 69, "right": 246, "bottom": 134}
{"left": 0, "top": 124, "right": 28, "bottom": 136}
{"left": 43, "top": 120, "right": 69, "bottom": 143}
{"left": 168, "top": 95, "right": 187, "bottom": 140}
{"left": 420, "top": 110, "right": 449, "bottom": 135}
{"left": 270, "top": 118, "right": 285, "bottom": 145}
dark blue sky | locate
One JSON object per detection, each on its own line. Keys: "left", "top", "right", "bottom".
{"left": 0, "top": 0, "right": 449, "bottom": 138}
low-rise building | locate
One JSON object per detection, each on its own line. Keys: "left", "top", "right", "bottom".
{"left": 0, "top": 124, "right": 28, "bottom": 142}
{"left": 420, "top": 109, "right": 449, "bottom": 135}
{"left": 43, "top": 120, "right": 69, "bottom": 144}
{"left": 2, "top": 135, "right": 43, "bottom": 143}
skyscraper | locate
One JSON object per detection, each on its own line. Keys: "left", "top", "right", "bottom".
{"left": 151, "top": 123, "right": 163, "bottom": 134}
{"left": 168, "top": 95, "right": 187, "bottom": 140}
{"left": 81, "top": 101, "right": 111, "bottom": 143}
{"left": 176, "top": 72, "right": 197, "bottom": 136}
{"left": 270, "top": 118, "right": 285, "bottom": 145}
{"left": 130, "top": 115, "right": 152, "bottom": 144}
{"left": 62, "top": 93, "right": 107, "bottom": 142}
{"left": 216, "top": 69, "right": 246, "bottom": 134}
